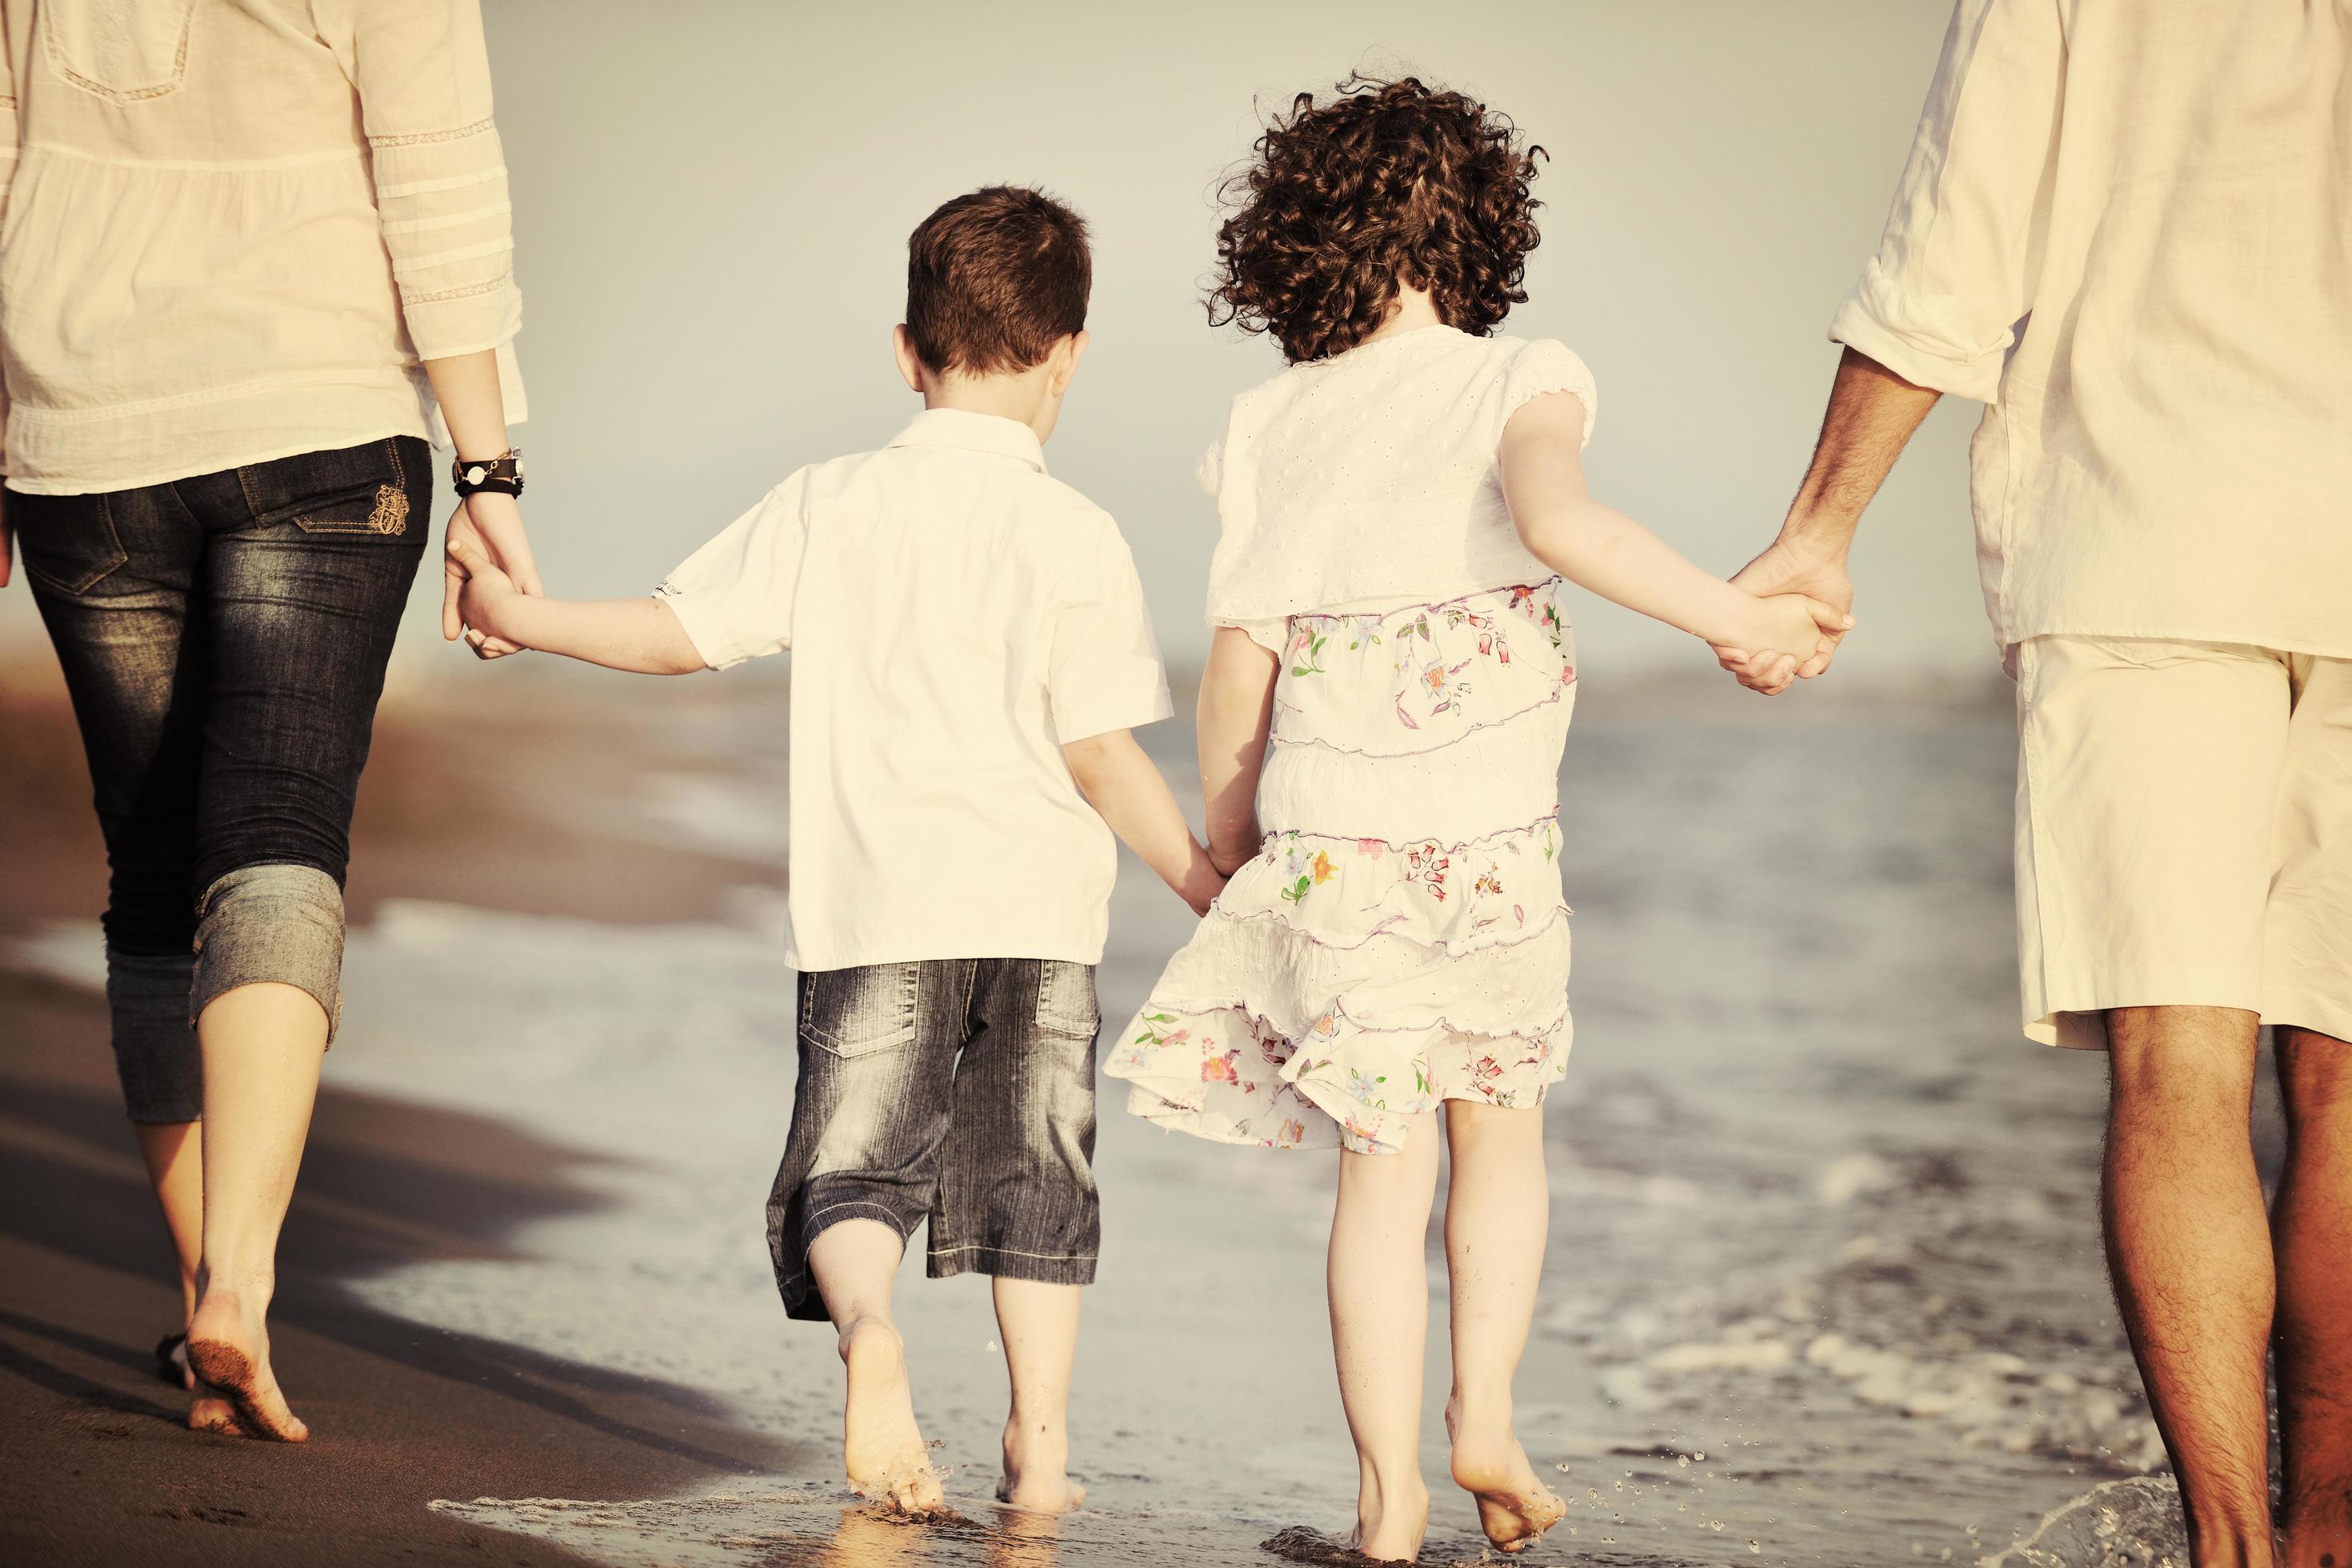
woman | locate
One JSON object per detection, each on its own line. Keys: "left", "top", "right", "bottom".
{"left": 0, "top": 0, "right": 537, "bottom": 1442}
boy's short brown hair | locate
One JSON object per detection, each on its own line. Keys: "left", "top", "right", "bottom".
{"left": 904, "top": 186, "right": 1091, "bottom": 377}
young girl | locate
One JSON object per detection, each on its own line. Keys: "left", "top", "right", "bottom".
{"left": 1105, "top": 77, "right": 1841, "bottom": 1561}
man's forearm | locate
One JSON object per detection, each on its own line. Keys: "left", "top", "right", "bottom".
{"left": 1780, "top": 346, "right": 1943, "bottom": 554}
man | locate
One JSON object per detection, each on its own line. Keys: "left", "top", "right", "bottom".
{"left": 1722, "top": 4, "right": 2352, "bottom": 1565}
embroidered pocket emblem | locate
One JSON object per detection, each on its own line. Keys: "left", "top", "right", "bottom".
{"left": 369, "top": 484, "right": 410, "bottom": 535}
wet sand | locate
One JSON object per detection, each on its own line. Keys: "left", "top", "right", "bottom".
{"left": 0, "top": 657, "right": 2238, "bottom": 1566}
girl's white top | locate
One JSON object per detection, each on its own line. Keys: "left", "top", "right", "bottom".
{"left": 1202, "top": 325, "right": 1595, "bottom": 629}
{"left": 1103, "top": 326, "right": 1599, "bottom": 1158}
{"left": 0, "top": 1, "right": 526, "bottom": 493}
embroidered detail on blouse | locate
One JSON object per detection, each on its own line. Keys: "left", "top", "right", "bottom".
{"left": 367, "top": 118, "right": 497, "bottom": 150}
{"left": 403, "top": 274, "right": 513, "bottom": 306}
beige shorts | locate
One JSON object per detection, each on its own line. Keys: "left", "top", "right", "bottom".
{"left": 2014, "top": 636, "right": 2351, "bottom": 1050}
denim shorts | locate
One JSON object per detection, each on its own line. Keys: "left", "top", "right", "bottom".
{"left": 14, "top": 438, "right": 430, "bottom": 1121}
{"left": 767, "top": 958, "right": 1102, "bottom": 1321}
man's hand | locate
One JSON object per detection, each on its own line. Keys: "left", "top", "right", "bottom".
{"left": 442, "top": 491, "right": 541, "bottom": 658}
{"left": 1711, "top": 536, "right": 1855, "bottom": 695}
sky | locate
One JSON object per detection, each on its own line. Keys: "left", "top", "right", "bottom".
{"left": 0, "top": 0, "right": 2000, "bottom": 684}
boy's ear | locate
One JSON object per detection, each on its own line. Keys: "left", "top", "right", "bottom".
{"left": 1049, "top": 330, "right": 1090, "bottom": 398}
{"left": 891, "top": 324, "right": 929, "bottom": 395}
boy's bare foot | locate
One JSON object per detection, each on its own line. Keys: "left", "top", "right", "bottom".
{"left": 1445, "top": 1399, "right": 1564, "bottom": 1554}
{"left": 186, "top": 1290, "right": 307, "bottom": 1443}
{"left": 995, "top": 1415, "right": 1085, "bottom": 1514}
{"left": 839, "top": 1317, "right": 943, "bottom": 1514}
{"left": 1346, "top": 1477, "right": 1430, "bottom": 1564}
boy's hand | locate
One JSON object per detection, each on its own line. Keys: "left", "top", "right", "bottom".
{"left": 1717, "top": 592, "right": 1851, "bottom": 697}
{"left": 446, "top": 536, "right": 526, "bottom": 659}
{"left": 442, "top": 494, "right": 539, "bottom": 658}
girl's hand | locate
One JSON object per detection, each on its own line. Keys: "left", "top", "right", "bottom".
{"left": 445, "top": 536, "right": 526, "bottom": 660}
{"left": 441, "top": 492, "right": 541, "bottom": 655}
{"left": 1716, "top": 593, "right": 1851, "bottom": 697}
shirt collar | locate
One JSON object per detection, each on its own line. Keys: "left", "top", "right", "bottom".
{"left": 886, "top": 407, "right": 1048, "bottom": 474}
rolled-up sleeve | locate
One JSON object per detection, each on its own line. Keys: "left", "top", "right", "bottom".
{"left": 324, "top": 1, "right": 526, "bottom": 405}
{"left": 1829, "top": 0, "right": 2066, "bottom": 404}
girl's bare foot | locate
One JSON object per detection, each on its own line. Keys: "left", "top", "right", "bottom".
{"left": 1346, "top": 1475, "right": 1430, "bottom": 1564}
{"left": 839, "top": 1317, "right": 943, "bottom": 1514}
{"left": 1445, "top": 1400, "right": 1563, "bottom": 1554}
{"left": 186, "top": 1290, "right": 307, "bottom": 1443}
{"left": 995, "top": 1414, "right": 1084, "bottom": 1514}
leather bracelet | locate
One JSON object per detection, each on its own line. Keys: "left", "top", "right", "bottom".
{"left": 452, "top": 449, "right": 525, "bottom": 498}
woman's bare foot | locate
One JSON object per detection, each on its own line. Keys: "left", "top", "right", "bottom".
{"left": 1445, "top": 1399, "right": 1564, "bottom": 1554}
{"left": 1345, "top": 1476, "right": 1430, "bottom": 1564}
{"left": 995, "top": 1414, "right": 1084, "bottom": 1514}
{"left": 186, "top": 1290, "right": 307, "bottom": 1443}
{"left": 839, "top": 1317, "right": 943, "bottom": 1514}
{"left": 187, "top": 1391, "right": 240, "bottom": 1434}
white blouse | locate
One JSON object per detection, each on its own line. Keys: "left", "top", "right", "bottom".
{"left": 1830, "top": 0, "right": 2352, "bottom": 657}
{"left": 0, "top": 0, "right": 526, "bottom": 494}
{"left": 1202, "top": 326, "right": 1597, "bottom": 632}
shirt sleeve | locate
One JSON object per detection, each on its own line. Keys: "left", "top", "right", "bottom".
{"left": 0, "top": 9, "right": 18, "bottom": 472}
{"left": 322, "top": 1, "right": 526, "bottom": 407}
{"left": 1215, "top": 618, "right": 1290, "bottom": 655}
{"left": 654, "top": 476, "right": 811, "bottom": 670}
{"left": 1050, "top": 526, "right": 1174, "bottom": 743}
{"left": 1828, "top": 0, "right": 2067, "bottom": 404}
{"left": 1496, "top": 339, "right": 1599, "bottom": 449}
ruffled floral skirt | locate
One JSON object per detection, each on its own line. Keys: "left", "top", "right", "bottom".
{"left": 1108, "top": 581, "right": 1577, "bottom": 1155}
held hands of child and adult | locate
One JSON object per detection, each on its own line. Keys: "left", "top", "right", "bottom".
{"left": 1710, "top": 529, "right": 1855, "bottom": 697}
{"left": 442, "top": 490, "right": 543, "bottom": 660}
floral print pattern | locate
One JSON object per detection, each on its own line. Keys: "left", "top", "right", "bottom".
{"left": 1107, "top": 579, "right": 1576, "bottom": 1156}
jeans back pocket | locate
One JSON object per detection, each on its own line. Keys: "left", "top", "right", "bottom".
{"left": 238, "top": 438, "right": 420, "bottom": 538}
{"left": 43, "top": 0, "right": 200, "bottom": 102}
{"left": 802, "top": 965, "right": 922, "bottom": 1059}
{"left": 15, "top": 491, "right": 129, "bottom": 597}
{"left": 1033, "top": 962, "right": 1100, "bottom": 1041}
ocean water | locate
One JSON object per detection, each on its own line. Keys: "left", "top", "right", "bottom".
{"left": 9, "top": 688, "right": 2202, "bottom": 1566}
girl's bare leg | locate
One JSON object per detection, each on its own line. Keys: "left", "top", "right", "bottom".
{"left": 1442, "top": 1100, "right": 1565, "bottom": 1552}
{"left": 1328, "top": 1110, "right": 1441, "bottom": 1562}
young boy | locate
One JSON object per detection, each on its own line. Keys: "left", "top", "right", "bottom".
{"left": 447, "top": 186, "right": 1223, "bottom": 1515}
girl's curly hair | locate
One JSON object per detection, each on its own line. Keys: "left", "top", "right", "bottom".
{"left": 1208, "top": 74, "right": 1545, "bottom": 364}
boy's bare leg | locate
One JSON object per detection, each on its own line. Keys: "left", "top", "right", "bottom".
{"left": 991, "top": 1277, "right": 1085, "bottom": 1513}
{"left": 131, "top": 1120, "right": 238, "bottom": 1431}
{"left": 2105, "top": 1005, "right": 2276, "bottom": 1567}
{"left": 185, "top": 982, "right": 327, "bottom": 1443}
{"left": 2274, "top": 1026, "right": 2352, "bottom": 1568}
{"left": 1328, "top": 1110, "right": 1441, "bottom": 1563}
{"left": 1441, "top": 1100, "right": 1566, "bottom": 1553}
{"left": 810, "top": 1218, "right": 944, "bottom": 1513}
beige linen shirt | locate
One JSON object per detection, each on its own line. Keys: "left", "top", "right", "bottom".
{"left": 0, "top": 0, "right": 526, "bottom": 494}
{"left": 1830, "top": 0, "right": 2351, "bottom": 656}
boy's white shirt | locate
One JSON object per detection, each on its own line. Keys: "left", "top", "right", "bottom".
{"left": 657, "top": 407, "right": 1172, "bottom": 973}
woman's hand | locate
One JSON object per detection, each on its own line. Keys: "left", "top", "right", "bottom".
{"left": 442, "top": 491, "right": 541, "bottom": 659}
{"left": 0, "top": 490, "right": 14, "bottom": 589}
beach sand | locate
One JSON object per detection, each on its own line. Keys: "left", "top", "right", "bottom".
{"left": 1, "top": 657, "right": 2236, "bottom": 1566}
